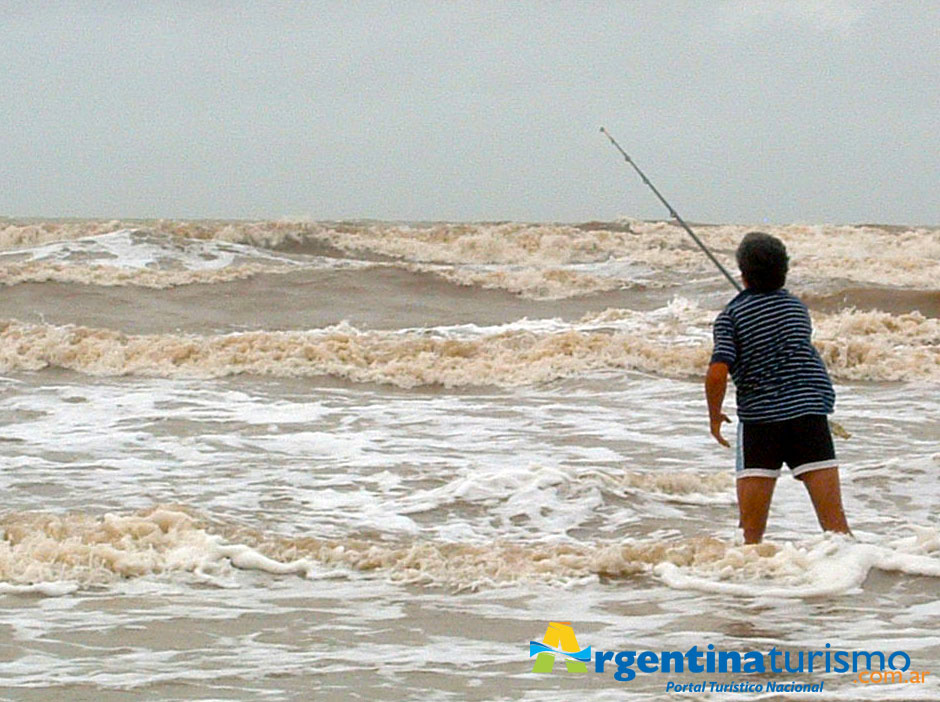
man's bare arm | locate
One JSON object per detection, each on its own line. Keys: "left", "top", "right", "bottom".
{"left": 705, "top": 361, "right": 731, "bottom": 447}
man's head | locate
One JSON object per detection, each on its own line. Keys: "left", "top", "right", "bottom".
{"left": 736, "top": 231, "right": 789, "bottom": 292}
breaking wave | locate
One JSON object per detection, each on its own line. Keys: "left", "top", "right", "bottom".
{"left": 2, "top": 220, "right": 936, "bottom": 297}
{"left": 402, "top": 262, "right": 634, "bottom": 300}
{"left": 2, "top": 507, "right": 937, "bottom": 595}
{"left": 0, "top": 261, "right": 296, "bottom": 288}
{"left": 1, "top": 301, "right": 936, "bottom": 385}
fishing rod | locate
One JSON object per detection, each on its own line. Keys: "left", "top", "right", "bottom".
{"left": 600, "top": 127, "right": 742, "bottom": 292}
{"left": 600, "top": 128, "right": 853, "bottom": 440}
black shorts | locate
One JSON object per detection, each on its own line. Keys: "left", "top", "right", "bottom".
{"left": 735, "top": 414, "right": 837, "bottom": 480}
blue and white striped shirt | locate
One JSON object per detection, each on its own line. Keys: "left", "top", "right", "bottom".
{"left": 710, "top": 289, "right": 835, "bottom": 423}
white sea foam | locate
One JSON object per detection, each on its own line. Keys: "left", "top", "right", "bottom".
{"left": 2, "top": 220, "right": 936, "bottom": 296}
{"left": 0, "top": 229, "right": 376, "bottom": 288}
{"left": 656, "top": 528, "right": 940, "bottom": 598}
{"left": 0, "top": 261, "right": 301, "bottom": 288}
{"left": 287, "top": 219, "right": 940, "bottom": 292}
{"left": 0, "top": 507, "right": 317, "bottom": 589}
{"left": 4, "top": 507, "right": 936, "bottom": 595}
{"left": 1, "top": 301, "right": 935, "bottom": 384}
{"left": 0, "top": 581, "right": 79, "bottom": 596}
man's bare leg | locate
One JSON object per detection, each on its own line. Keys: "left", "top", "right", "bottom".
{"left": 799, "top": 467, "right": 851, "bottom": 535}
{"left": 737, "top": 476, "right": 777, "bottom": 544}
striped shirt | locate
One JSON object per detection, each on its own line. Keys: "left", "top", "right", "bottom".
{"left": 710, "top": 289, "right": 835, "bottom": 423}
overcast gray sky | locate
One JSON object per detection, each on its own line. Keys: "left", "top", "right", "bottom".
{"left": 2, "top": 1, "right": 937, "bottom": 224}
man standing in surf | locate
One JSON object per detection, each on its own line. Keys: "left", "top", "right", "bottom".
{"left": 705, "top": 232, "right": 851, "bottom": 544}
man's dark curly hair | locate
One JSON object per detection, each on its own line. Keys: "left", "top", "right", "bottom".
{"left": 736, "top": 231, "right": 789, "bottom": 292}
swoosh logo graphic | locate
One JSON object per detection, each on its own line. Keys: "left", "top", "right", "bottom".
{"left": 528, "top": 641, "right": 592, "bottom": 662}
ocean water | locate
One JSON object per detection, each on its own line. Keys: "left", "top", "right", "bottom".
{"left": 0, "top": 218, "right": 937, "bottom": 701}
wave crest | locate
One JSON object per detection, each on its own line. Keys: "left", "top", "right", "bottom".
{"left": 1, "top": 303, "right": 935, "bottom": 385}
{"left": 3, "top": 220, "right": 936, "bottom": 296}
{"left": 3, "top": 507, "right": 936, "bottom": 595}
{"left": 0, "top": 261, "right": 293, "bottom": 288}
